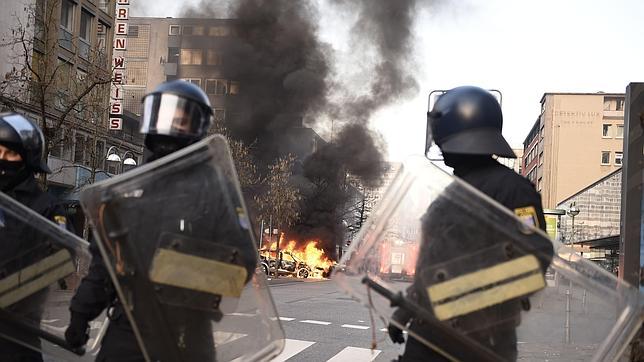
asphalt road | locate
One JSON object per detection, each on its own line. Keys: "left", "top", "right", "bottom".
{"left": 268, "top": 278, "right": 401, "bottom": 362}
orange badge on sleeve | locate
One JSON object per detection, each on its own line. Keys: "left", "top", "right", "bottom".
{"left": 514, "top": 206, "right": 539, "bottom": 229}
{"left": 53, "top": 215, "right": 67, "bottom": 228}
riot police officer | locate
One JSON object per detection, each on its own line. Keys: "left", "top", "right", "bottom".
{"left": 0, "top": 112, "right": 71, "bottom": 361}
{"left": 65, "top": 80, "right": 224, "bottom": 361}
{"left": 388, "top": 86, "right": 551, "bottom": 361}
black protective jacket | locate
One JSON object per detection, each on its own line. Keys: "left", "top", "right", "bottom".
{"left": 0, "top": 176, "right": 71, "bottom": 362}
{"left": 398, "top": 158, "right": 553, "bottom": 362}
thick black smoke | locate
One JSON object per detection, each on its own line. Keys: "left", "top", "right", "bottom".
{"left": 177, "top": 0, "right": 421, "bottom": 255}
{"left": 330, "top": 0, "right": 420, "bottom": 122}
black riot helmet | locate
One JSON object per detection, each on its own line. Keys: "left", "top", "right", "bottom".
{"left": 427, "top": 86, "right": 516, "bottom": 158}
{"left": 0, "top": 112, "right": 51, "bottom": 173}
{"left": 140, "top": 80, "right": 213, "bottom": 157}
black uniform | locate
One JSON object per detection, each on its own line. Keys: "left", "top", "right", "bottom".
{"left": 396, "top": 158, "right": 553, "bottom": 361}
{"left": 0, "top": 175, "right": 71, "bottom": 362}
{"left": 70, "top": 162, "right": 257, "bottom": 362}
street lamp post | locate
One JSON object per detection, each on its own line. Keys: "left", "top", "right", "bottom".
{"left": 564, "top": 202, "right": 580, "bottom": 344}
{"left": 106, "top": 146, "right": 138, "bottom": 174}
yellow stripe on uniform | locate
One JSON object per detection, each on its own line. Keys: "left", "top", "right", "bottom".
{"left": 427, "top": 255, "right": 545, "bottom": 320}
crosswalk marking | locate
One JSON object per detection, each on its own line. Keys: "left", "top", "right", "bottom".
{"left": 326, "top": 346, "right": 381, "bottom": 362}
{"left": 341, "top": 324, "right": 369, "bottom": 330}
{"left": 300, "top": 319, "right": 331, "bottom": 325}
{"left": 213, "top": 331, "right": 247, "bottom": 345}
{"left": 271, "top": 339, "right": 316, "bottom": 362}
{"left": 279, "top": 317, "right": 296, "bottom": 321}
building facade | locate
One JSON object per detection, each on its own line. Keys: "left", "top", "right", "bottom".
{"left": 0, "top": 0, "right": 144, "bottom": 217}
{"left": 123, "top": 17, "right": 239, "bottom": 126}
{"left": 522, "top": 93, "right": 625, "bottom": 208}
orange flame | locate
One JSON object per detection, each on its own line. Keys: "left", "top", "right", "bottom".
{"left": 261, "top": 233, "right": 335, "bottom": 278}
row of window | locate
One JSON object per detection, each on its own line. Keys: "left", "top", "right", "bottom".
{"left": 177, "top": 49, "right": 224, "bottom": 66}
{"left": 49, "top": 130, "right": 139, "bottom": 174}
{"left": 603, "top": 97, "right": 625, "bottom": 112}
{"left": 601, "top": 151, "right": 623, "bottom": 166}
{"left": 602, "top": 124, "right": 624, "bottom": 138}
{"left": 57, "top": 0, "right": 111, "bottom": 61}
{"left": 169, "top": 25, "right": 233, "bottom": 37}
{"left": 182, "top": 78, "right": 240, "bottom": 96}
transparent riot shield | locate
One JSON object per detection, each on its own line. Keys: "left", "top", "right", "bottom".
{"left": 334, "top": 156, "right": 643, "bottom": 362}
{"left": 0, "top": 191, "right": 107, "bottom": 361}
{"left": 80, "top": 135, "right": 284, "bottom": 362}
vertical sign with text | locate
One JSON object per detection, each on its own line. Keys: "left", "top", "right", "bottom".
{"left": 109, "top": 0, "right": 130, "bottom": 130}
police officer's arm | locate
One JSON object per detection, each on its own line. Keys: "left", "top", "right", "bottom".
{"left": 69, "top": 239, "right": 114, "bottom": 320}
{"left": 504, "top": 182, "right": 553, "bottom": 272}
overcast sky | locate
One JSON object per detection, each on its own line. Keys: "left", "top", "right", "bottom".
{"left": 131, "top": 0, "right": 644, "bottom": 161}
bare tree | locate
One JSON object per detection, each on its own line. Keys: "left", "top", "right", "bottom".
{"left": 0, "top": 0, "right": 113, "bottom": 187}
{"left": 255, "top": 154, "right": 301, "bottom": 250}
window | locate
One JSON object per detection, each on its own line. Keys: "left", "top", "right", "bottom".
{"left": 60, "top": 0, "right": 74, "bottom": 30}
{"left": 182, "top": 26, "right": 204, "bottom": 36}
{"left": 128, "top": 25, "right": 139, "bottom": 37}
{"left": 214, "top": 107, "right": 225, "bottom": 123}
{"left": 167, "top": 47, "right": 179, "bottom": 63}
{"left": 616, "top": 125, "right": 624, "bottom": 138}
{"left": 604, "top": 97, "right": 625, "bottom": 111}
{"left": 169, "top": 25, "right": 180, "bottom": 35}
{"left": 602, "top": 124, "right": 612, "bottom": 138}
{"left": 74, "top": 134, "right": 86, "bottom": 164}
{"left": 206, "top": 79, "right": 227, "bottom": 95}
{"left": 601, "top": 151, "right": 610, "bottom": 165}
{"left": 615, "top": 152, "right": 623, "bottom": 166}
{"left": 79, "top": 10, "right": 93, "bottom": 59}
{"left": 183, "top": 78, "right": 201, "bottom": 87}
{"left": 206, "top": 50, "right": 221, "bottom": 65}
{"left": 180, "top": 49, "right": 202, "bottom": 65}
{"left": 229, "top": 81, "right": 239, "bottom": 95}
{"left": 59, "top": 0, "right": 74, "bottom": 49}
{"left": 209, "top": 26, "right": 230, "bottom": 37}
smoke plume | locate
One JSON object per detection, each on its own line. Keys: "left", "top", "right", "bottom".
{"left": 176, "top": 0, "right": 422, "bottom": 255}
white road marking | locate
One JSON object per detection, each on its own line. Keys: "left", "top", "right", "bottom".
{"left": 213, "top": 331, "right": 247, "bottom": 345}
{"left": 379, "top": 328, "right": 388, "bottom": 332}
{"left": 227, "top": 312, "right": 256, "bottom": 317}
{"left": 279, "top": 317, "right": 296, "bottom": 321}
{"left": 300, "top": 320, "right": 331, "bottom": 325}
{"left": 270, "top": 339, "right": 315, "bottom": 362}
{"left": 341, "top": 324, "right": 369, "bottom": 330}
{"left": 326, "top": 346, "right": 381, "bottom": 362}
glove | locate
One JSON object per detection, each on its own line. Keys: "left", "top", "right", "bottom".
{"left": 388, "top": 323, "right": 405, "bottom": 344}
{"left": 65, "top": 313, "right": 90, "bottom": 348}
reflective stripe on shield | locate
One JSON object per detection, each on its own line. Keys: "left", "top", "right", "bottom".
{"left": 149, "top": 248, "right": 248, "bottom": 298}
{"left": 0, "top": 249, "right": 74, "bottom": 308}
{"left": 427, "top": 255, "right": 545, "bottom": 321}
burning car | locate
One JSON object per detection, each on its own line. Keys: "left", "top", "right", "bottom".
{"left": 259, "top": 249, "right": 312, "bottom": 278}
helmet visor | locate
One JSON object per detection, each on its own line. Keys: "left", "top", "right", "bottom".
{"left": 141, "top": 94, "right": 211, "bottom": 138}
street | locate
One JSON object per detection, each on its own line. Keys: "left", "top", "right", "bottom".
{"left": 268, "top": 279, "right": 400, "bottom": 362}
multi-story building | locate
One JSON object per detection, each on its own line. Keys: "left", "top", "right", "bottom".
{"left": 522, "top": 93, "right": 625, "bottom": 208}
{"left": 123, "top": 17, "right": 239, "bottom": 126}
{"left": 497, "top": 148, "right": 524, "bottom": 174}
{"left": 123, "top": 16, "right": 326, "bottom": 163}
{"left": 0, "top": 0, "right": 143, "bottom": 197}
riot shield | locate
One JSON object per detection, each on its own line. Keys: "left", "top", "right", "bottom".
{"left": 334, "top": 156, "right": 643, "bottom": 361}
{"left": 80, "top": 135, "right": 284, "bottom": 362}
{"left": 0, "top": 191, "right": 106, "bottom": 360}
